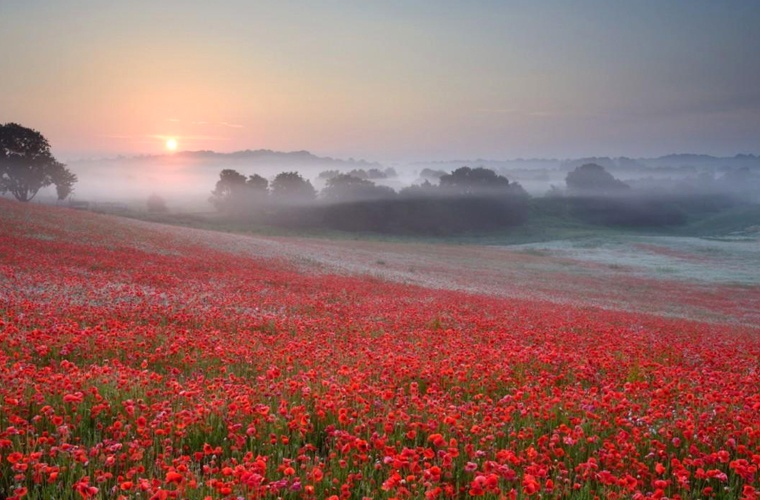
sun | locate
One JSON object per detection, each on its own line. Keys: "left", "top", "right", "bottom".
{"left": 165, "top": 138, "right": 178, "bottom": 151}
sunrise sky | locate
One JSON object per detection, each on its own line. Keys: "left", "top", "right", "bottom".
{"left": 2, "top": 1, "right": 759, "bottom": 161}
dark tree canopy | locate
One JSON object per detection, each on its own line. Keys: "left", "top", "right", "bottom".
{"left": 0, "top": 123, "right": 77, "bottom": 201}
{"left": 439, "top": 166, "right": 513, "bottom": 195}
{"left": 247, "top": 174, "right": 269, "bottom": 193}
{"left": 565, "top": 163, "right": 629, "bottom": 194}
{"left": 209, "top": 169, "right": 248, "bottom": 211}
{"left": 208, "top": 166, "right": 530, "bottom": 235}
{"left": 53, "top": 168, "right": 77, "bottom": 201}
{"left": 321, "top": 174, "right": 395, "bottom": 203}
{"left": 270, "top": 171, "right": 316, "bottom": 203}
{"left": 562, "top": 164, "right": 690, "bottom": 226}
{"left": 399, "top": 180, "right": 437, "bottom": 198}
{"left": 318, "top": 169, "right": 341, "bottom": 180}
{"left": 209, "top": 170, "right": 274, "bottom": 216}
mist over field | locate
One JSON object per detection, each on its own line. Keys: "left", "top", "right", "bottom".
{"left": 65, "top": 150, "right": 386, "bottom": 206}
{"left": 63, "top": 150, "right": 760, "bottom": 207}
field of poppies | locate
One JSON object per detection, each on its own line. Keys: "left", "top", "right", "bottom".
{"left": 1, "top": 199, "right": 759, "bottom": 499}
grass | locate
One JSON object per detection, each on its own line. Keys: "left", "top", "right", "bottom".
{"left": 123, "top": 202, "right": 628, "bottom": 247}
{"left": 675, "top": 204, "right": 760, "bottom": 237}
{"left": 97, "top": 197, "right": 760, "bottom": 252}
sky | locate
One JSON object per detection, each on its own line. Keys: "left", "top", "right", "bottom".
{"left": 1, "top": 0, "right": 759, "bottom": 161}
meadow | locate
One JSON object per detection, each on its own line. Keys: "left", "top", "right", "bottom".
{"left": 1, "top": 198, "right": 759, "bottom": 499}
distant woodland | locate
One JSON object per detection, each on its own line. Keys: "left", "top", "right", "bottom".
{"left": 202, "top": 163, "right": 759, "bottom": 236}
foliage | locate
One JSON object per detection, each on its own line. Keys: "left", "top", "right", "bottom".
{"left": 565, "top": 163, "right": 629, "bottom": 194}
{"left": 439, "top": 166, "right": 513, "bottom": 194}
{"left": 317, "top": 167, "right": 529, "bottom": 235}
{"left": 209, "top": 169, "right": 247, "bottom": 211}
{"left": 247, "top": 173, "right": 269, "bottom": 193}
{"left": 210, "top": 169, "right": 270, "bottom": 214}
{"left": 270, "top": 171, "right": 316, "bottom": 203}
{"left": 205, "top": 164, "right": 745, "bottom": 234}
{"left": 318, "top": 169, "right": 341, "bottom": 180}
{"left": 419, "top": 168, "right": 447, "bottom": 181}
{"left": 558, "top": 164, "right": 696, "bottom": 227}
{"left": 319, "top": 168, "right": 397, "bottom": 181}
{"left": 0, "top": 123, "right": 77, "bottom": 201}
{"left": 210, "top": 167, "right": 530, "bottom": 235}
{"left": 321, "top": 174, "right": 395, "bottom": 203}
{"left": 52, "top": 168, "right": 77, "bottom": 201}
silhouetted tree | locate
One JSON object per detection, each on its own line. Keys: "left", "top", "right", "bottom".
{"left": 247, "top": 173, "right": 269, "bottom": 194}
{"left": 565, "top": 163, "right": 629, "bottom": 194}
{"left": 366, "top": 168, "right": 384, "bottom": 179}
{"left": 318, "top": 169, "right": 341, "bottom": 180}
{"left": 562, "top": 164, "right": 690, "bottom": 226}
{"left": 344, "top": 167, "right": 395, "bottom": 180}
{"left": 383, "top": 167, "right": 398, "bottom": 178}
{"left": 347, "top": 169, "right": 370, "bottom": 179}
{"left": 400, "top": 180, "right": 438, "bottom": 198}
{"left": 321, "top": 174, "right": 395, "bottom": 203}
{"left": 0, "top": 123, "right": 77, "bottom": 201}
{"left": 210, "top": 169, "right": 248, "bottom": 211}
{"left": 53, "top": 168, "right": 77, "bottom": 201}
{"left": 384, "top": 168, "right": 529, "bottom": 234}
{"left": 270, "top": 171, "right": 316, "bottom": 203}
{"left": 210, "top": 166, "right": 531, "bottom": 235}
{"left": 439, "top": 166, "right": 511, "bottom": 194}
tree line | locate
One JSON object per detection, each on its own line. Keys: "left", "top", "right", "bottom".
{"left": 209, "top": 162, "right": 746, "bottom": 234}
{"left": 209, "top": 167, "right": 531, "bottom": 235}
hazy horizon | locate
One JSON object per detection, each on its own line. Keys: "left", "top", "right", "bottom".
{"left": 2, "top": 1, "right": 760, "bottom": 162}
{"left": 59, "top": 147, "right": 760, "bottom": 165}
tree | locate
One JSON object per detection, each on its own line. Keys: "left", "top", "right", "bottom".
{"left": 247, "top": 174, "right": 269, "bottom": 195}
{"left": 210, "top": 170, "right": 272, "bottom": 215}
{"left": 439, "top": 166, "right": 512, "bottom": 195}
{"left": 270, "top": 171, "right": 316, "bottom": 203}
{"left": 317, "top": 169, "right": 340, "bottom": 180}
{"left": 565, "top": 163, "right": 629, "bottom": 195}
{"left": 321, "top": 174, "right": 395, "bottom": 203}
{"left": 0, "top": 123, "right": 77, "bottom": 201}
{"left": 209, "top": 169, "right": 248, "bottom": 211}
{"left": 53, "top": 168, "right": 77, "bottom": 201}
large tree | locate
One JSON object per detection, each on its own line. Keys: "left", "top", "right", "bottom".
{"left": 321, "top": 174, "right": 395, "bottom": 203}
{"left": 209, "top": 169, "right": 248, "bottom": 211}
{"left": 439, "top": 166, "right": 512, "bottom": 195}
{"left": 270, "top": 171, "right": 316, "bottom": 203}
{"left": 565, "top": 163, "right": 629, "bottom": 195}
{"left": 210, "top": 170, "right": 271, "bottom": 213}
{"left": 439, "top": 166, "right": 527, "bottom": 200}
{"left": 0, "top": 123, "right": 76, "bottom": 201}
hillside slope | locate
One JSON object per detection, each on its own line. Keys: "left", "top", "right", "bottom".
{"left": 1, "top": 200, "right": 759, "bottom": 499}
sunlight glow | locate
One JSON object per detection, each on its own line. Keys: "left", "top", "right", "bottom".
{"left": 165, "top": 138, "right": 178, "bottom": 151}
